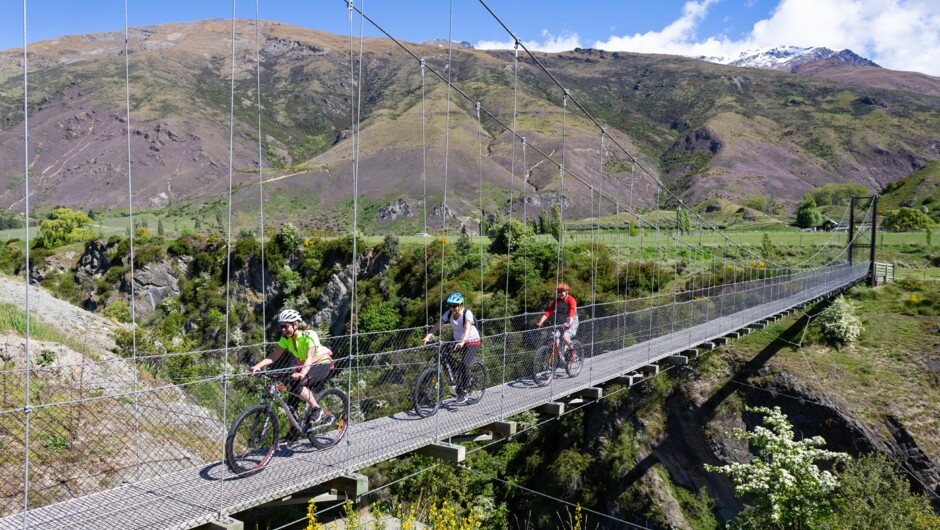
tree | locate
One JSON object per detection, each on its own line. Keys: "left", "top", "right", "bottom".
{"left": 881, "top": 208, "right": 933, "bottom": 231}
{"left": 677, "top": 207, "right": 691, "bottom": 235}
{"left": 761, "top": 233, "right": 776, "bottom": 261}
{"left": 456, "top": 225, "right": 472, "bottom": 254}
{"left": 832, "top": 453, "right": 940, "bottom": 530}
{"left": 705, "top": 406, "right": 847, "bottom": 529}
{"left": 36, "top": 207, "right": 94, "bottom": 248}
{"left": 816, "top": 295, "right": 863, "bottom": 345}
{"left": 549, "top": 203, "right": 564, "bottom": 243}
{"left": 796, "top": 198, "right": 824, "bottom": 228}
{"left": 807, "top": 183, "right": 869, "bottom": 206}
{"left": 157, "top": 219, "right": 165, "bottom": 237}
{"left": 490, "top": 219, "right": 534, "bottom": 254}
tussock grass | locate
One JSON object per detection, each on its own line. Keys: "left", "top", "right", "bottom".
{"left": 0, "top": 302, "right": 89, "bottom": 354}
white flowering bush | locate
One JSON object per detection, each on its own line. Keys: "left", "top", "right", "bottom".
{"left": 705, "top": 406, "right": 848, "bottom": 529}
{"left": 816, "top": 295, "right": 863, "bottom": 345}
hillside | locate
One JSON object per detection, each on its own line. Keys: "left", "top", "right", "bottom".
{"left": 0, "top": 20, "right": 939, "bottom": 227}
{"left": 879, "top": 161, "right": 940, "bottom": 216}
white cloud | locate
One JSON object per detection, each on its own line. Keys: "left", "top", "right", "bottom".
{"left": 476, "top": 29, "right": 582, "bottom": 53}
{"left": 591, "top": 0, "right": 940, "bottom": 76}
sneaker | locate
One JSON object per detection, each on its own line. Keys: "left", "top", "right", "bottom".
{"left": 306, "top": 407, "right": 323, "bottom": 427}
{"left": 454, "top": 393, "right": 468, "bottom": 405}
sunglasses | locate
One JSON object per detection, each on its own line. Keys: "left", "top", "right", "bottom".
{"left": 279, "top": 323, "right": 293, "bottom": 330}
{"left": 449, "top": 304, "right": 461, "bottom": 308}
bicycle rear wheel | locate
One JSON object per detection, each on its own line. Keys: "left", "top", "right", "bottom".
{"left": 464, "top": 361, "right": 488, "bottom": 405}
{"left": 564, "top": 340, "right": 584, "bottom": 378}
{"left": 413, "top": 367, "right": 443, "bottom": 417}
{"left": 308, "top": 388, "right": 349, "bottom": 449}
{"left": 225, "top": 405, "right": 278, "bottom": 476}
{"left": 532, "top": 345, "right": 555, "bottom": 387}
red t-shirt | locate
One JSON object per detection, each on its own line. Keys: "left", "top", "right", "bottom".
{"left": 543, "top": 295, "right": 577, "bottom": 320}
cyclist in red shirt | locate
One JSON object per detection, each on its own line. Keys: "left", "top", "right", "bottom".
{"left": 536, "top": 283, "right": 578, "bottom": 351}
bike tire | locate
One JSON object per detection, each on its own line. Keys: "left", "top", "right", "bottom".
{"left": 464, "top": 361, "right": 488, "bottom": 405}
{"left": 413, "top": 367, "right": 442, "bottom": 417}
{"left": 224, "top": 405, "right": 278, "bottom": 476}
{"left": 564, "top": 340, "right": 585, "bottom": 378}
{"left": 308, "top": 388, "right": 350, "bottom": 450}
{"left": 532, "top": 345, "right": 555, "bottom": 387}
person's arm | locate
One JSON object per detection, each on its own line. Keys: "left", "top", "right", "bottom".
{"left": 567, "top": 297, "right": 577, "bottom": 326}
{"left": 292, "top": 352, "right": 315, "bottom": 380}
{"left": 423, "top": 318, "right": 443, "bottom": 344}
{"left": 251, "top": 346, "right": 285, "bottom": 372}
{"left": 537, "top": 300, "right": 556, "bottom": 328}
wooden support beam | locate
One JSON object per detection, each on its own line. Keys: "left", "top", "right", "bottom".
{"left": 683, "top": 348, "right": 699, "bottom": 358}
{"left": 575, "top": 387, "right": 603, "bottom": 400}
{"left": 416, "top": 442, "right": 465, "bottom": 463}
{"left": 535, "top": 402, "right": 565, "bottom": 416}
{"left": 640, "top": 364, "right": 659, "bottom": 376}
{"left": 701, "top": 341, "right": 716, "bottom": 351}
{"left": 667, "top": 355, "right": 688, "bottom": 365}
{"left": 727, "top": 331, "right": 741, "bottom": 339}
{"left": 750, "top": 321, "right": 767, "bottom": 330}
{"left": 737, "top": 328, "right": 751, "bottom": 336}
{"left": 713, "top": 337, "right": 728, "bottom": 346}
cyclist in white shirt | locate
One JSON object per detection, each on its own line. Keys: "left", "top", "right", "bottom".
{"left": 422, "top": 292, "right": 481, "bottom": 404}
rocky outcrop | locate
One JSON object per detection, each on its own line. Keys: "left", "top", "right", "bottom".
{"left": 377, "top": 198, "right": 415, "bottom": 222}
{"left": 29, "top": 250, "right": 78, "bottom": 285}
{"left": 75, "top": 240, "right": 113, "bottom": 282}
{"left": 313, "top": 248, "right": 392, "bottom": 336}
{"left": 120, "top": 260, "right": 185, "bottom": 317}
{"left": 520, "top": 192, "right": 573, "bottom": 210}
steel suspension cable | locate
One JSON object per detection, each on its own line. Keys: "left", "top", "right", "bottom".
{"left": 456, "top": 464, "right": 653, "bottom": 529}
{"left": 121, "top": 0, "right": 142, "bottom": 484}
{"left": 475, "top": 0, "right": 785, "bottom": 270}
{"left": 421, "top": 57, "right": 429, "bottom": 330}
{"left": 219, "top": 0, "right": 238, "bottom": 511}
{"left": 21, "top": 2, "right": 31, "bottom": 524}
{"left": 254, "top": 0, "right": 268, "bottom": 345}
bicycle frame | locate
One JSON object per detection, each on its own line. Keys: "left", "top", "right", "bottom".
{"left": 259, "top": 375, "right": 307, "bottom": 434}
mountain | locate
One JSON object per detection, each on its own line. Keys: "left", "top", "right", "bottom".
{"left": 699, "top": 46, "right": 879, "bottom": 72}
{"left": 0, "top": 21, "right": 939, "bottom": 229}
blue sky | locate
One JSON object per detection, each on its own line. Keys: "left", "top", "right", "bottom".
{"left": 2, "top": 0, "right": 938, "bottom": 75}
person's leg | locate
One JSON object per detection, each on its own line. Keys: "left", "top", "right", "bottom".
{"left": 456, "top": 343, "right": 478, "bottom": 394}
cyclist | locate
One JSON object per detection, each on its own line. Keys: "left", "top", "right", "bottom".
{"left": 250, "top": 309, "right": 334, "bottom": 430}
{"left": 422, "top": 292, "right": 481, "bottom": 405}
{"left": 536, "top": 283, "right": 578, "bottom": 352}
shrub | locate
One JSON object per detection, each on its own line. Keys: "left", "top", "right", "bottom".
{"left": 815, "top": 295, "right": 863, "bottom": 345}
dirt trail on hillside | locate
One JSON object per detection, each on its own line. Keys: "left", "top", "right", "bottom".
{"left": 0, "top": 274, "right": 122, "bottom": 354}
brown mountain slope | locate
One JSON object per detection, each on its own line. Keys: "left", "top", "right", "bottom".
{"left": 794, "top": 59, "right": 940, "bottom": 98}
{"left": 0, "top": 20, "right": 939, "bottom": 222}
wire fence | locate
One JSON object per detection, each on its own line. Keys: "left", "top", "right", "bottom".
{"left": 0, "top": 261, "right": 867, "bottom": 523}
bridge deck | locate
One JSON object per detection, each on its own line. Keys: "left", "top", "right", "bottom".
{"left": 0, "top": 266, "right": 865, "bottom": 530}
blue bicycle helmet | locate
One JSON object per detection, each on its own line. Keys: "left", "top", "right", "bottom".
{"left": 446, "top": 292, "right": 464, "bottom": 305}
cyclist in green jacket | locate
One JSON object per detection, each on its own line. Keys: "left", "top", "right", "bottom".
{"left": 251, "top": 309, "right": 333, "bottom": 425}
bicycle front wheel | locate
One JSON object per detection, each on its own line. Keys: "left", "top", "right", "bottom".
{"left": 464, "top": 361, "right": 488, "bottom": 405}
{"left": 225, "top": 405, "right": 278, "bottom": 476}
{"left": 564, "top": 340, "right": 584, "bottom": 378}
{"left": 308, "top": 388, "right": 349, "bottom": 449}
{"left": 413, "top": 367, "right": 443, "bottom": 418}
{"left": 532, "top": 345, "right": 555, "bottom": 387}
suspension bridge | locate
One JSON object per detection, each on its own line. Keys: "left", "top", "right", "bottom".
{"left": 1, "top": 1, "right": 882, "bottom": 529}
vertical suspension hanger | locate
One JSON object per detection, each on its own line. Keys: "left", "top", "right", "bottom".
{"left": 421, "top": 56, "right": 429, "bottom": 331}
{"left": 121, "top": 0, "right": 142, "bottom": 485}
{"left": 253, "top": 0, "right": 268, "bottom": 343}
{"left": 21, "top": 0, "right": 32, "bottom": 521}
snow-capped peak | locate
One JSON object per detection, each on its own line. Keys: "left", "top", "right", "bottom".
{"left": 696, "top": 46, "right": 879, "bottom": 72}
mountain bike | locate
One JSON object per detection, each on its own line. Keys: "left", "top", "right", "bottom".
{"left": 532, "top": 325, "right": 584, "bottom": 387}
{"left": 413, "top": 342, "right": 488, "bottom": 417}
{"left": 224, "top": 368, "right": 349, "bottom": 476}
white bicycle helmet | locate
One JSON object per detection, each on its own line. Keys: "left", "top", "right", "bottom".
{"left": 277, "top": 308, "right": 303, "bottom": 323}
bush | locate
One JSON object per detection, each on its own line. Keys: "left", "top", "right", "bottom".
{"left": 815, "top": 296, "right": 863, "bottom": 345}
